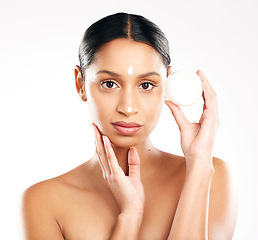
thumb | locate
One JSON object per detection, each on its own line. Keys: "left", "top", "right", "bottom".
{"left": 165, "top": 100, "right": 189, "bottom": 132}
{"left": 128, "top": 147, "right": 141, "bottom": 179}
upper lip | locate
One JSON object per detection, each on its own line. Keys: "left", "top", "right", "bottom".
{"left": 112, "top": 121, "right": 142, "bottom": 128}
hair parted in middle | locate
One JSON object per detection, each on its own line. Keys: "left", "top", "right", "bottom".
{"left": 79, "top": 12, "right": 171, "bottom": 79}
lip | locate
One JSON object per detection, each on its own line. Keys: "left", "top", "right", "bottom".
{"left": 112, "top": 121, "right": 142, "bottom": 135}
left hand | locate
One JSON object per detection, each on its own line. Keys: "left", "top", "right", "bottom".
{"left": 93, "top": 124, "right": 145, "bottom": 215}
{"left": 165, "top": 70, "right": 220, "bottom": 166}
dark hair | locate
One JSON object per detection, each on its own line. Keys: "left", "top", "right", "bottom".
{"left": 79, "top": 12, "right": 171, "bottom": 79}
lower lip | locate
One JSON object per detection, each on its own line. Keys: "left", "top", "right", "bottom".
{"left": 112, "top": 124, "right": 142, "bottom": 135}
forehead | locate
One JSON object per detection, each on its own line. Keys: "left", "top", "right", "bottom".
{"left": 93, "top": 39, "right": 165, "bottom": 73}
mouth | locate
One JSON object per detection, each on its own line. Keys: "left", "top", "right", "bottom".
{"left": 111, "top": 121, "right": 142, "bottom": 135}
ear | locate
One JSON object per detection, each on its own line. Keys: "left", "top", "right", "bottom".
{"left": 167, "top": 65, "right": 172, "bottom": 77}
{"left": 74, "top": 65, "right": 87, "bottom": 102}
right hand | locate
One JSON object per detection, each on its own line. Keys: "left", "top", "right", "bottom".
{"left": 93, "top": 124, "right": 145, "bottom": 215}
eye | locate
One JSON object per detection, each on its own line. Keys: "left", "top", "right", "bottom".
{"left": 139, "top": 82, "right": 157, "bottom": 90}
{"left": 101, "top": 80, "right": 118, "bottom": 89}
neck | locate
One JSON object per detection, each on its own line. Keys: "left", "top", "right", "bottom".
{"left": 92, "top": 136, "right": 159, "bottom": 176}
{"left": 112, "top": 137, "right": 158, "bottom": 175}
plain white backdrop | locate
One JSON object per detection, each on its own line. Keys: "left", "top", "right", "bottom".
{"left": 1, "top": 0, "right": 257, "bottom": 239}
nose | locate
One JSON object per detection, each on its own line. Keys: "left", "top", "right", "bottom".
{"left": 116, "top": 87, "right": 139, "bottom": 117}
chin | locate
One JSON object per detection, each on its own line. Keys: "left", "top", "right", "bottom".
{"left": 108, "top": 135, "right": 142, "bottom": 149}
{"left": 96, "top": 122, "right": 153, "bottom": 149}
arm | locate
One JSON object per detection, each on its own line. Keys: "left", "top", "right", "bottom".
{"left": 166, "top": 70, "right": 237, "bottom": 239}
{"left": 109, "top": 211, "right": 143, "bottom": 239}
{"left": 168, "top": 158, "right": 237, "bottom": 240}
{"left": 167, "top": 159, "right": 214, "bottom": 240}
{"left": 208, "top": 158, "right": 238, "bottom": 240}
{"left": 93, "top": 125, "right": 145, "bottom": 240}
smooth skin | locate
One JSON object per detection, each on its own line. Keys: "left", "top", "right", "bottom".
{"left": 21, "top": 39, "right": 238, "bottom": 240}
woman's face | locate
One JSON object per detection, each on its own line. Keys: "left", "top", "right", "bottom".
{"left": 84, "top": 39, "right": 168, "bottom": 148}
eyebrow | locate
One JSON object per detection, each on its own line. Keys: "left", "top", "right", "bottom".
{"left": 136, "top": 72, "right": 161, "bottom": 79}
{"left": 97, "top": 70, "right": 161, "bottom": 78}
{"left": 97, "top": 70, "right": 121, "bottom": 77}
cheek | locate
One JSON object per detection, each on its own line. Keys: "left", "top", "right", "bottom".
{"left": 141, "top": 91, "right": 164, "bottom": 128}
{"left": 88, "top": 96, "right": 113, "bottom": 121}
{"left": 150, "top": 101, "right": 163, "bottom": 124}
{"left": 87, "top": 88, "right": 117, "bottom": 131}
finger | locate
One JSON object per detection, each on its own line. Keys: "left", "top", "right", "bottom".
{"left": 197, "top": 69, "right": 216, "bottom": 96}
{"left": 128, "top": 147, "right": 141, "bottom": 179}
{"left": 102, "top": 135, "right": 121, "bottom": 176}
{"left": 202, "top": 79, "right": 214, "bottom": 110}
{"left": 197, "top": 70, "right": 218, "bottom": 114}
{"left": 165, "top": 100, "right": 189, "bottom": 132}
{"left": 202, "top": 91, "right": 207, "bottom": 112}
{"left": 95, "top": 139, "right": 106, "bottom": 179}
{"left": 92, "top": 123, "right": 111, "bottom": 176}
{"left": 197, "top": 70, "right": 215, "bottom": 111}
{"left": 95, "top": 133, "right": 109, "bottom": 179}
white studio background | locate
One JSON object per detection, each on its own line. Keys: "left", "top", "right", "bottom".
{"left": 0, "top": 0, "right": 257, "bottom": 239}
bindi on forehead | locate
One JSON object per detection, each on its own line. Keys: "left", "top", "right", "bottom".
{"left": 127, "top": 66, "right": 134, "bottom": 76}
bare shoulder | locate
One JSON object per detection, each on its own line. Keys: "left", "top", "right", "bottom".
{"left": 211, "top": 157, "right": 238, "bottom": 196}
{"left": 213, "top": 157, "right": 233, "bottom": 174}
{"left": 21, "top": 177, "right": 64, "bottom": 239}
{"left": 210, "top": 157, "right": 238, "bottom": 212}
{"left": 22, "top": 176, "right": 63, "bottom": 211}
{"left": 209, "top": 157, "right": 238, "bottom": 239}
{"left": 22, "top": 161, "right": 93, "bottom": 209}
{"left": 20, "top": 162, "right": 93, "bottom": 239}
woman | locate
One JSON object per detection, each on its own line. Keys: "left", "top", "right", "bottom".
{"left": 21, "top": 13, "right": 238, "bottom": 239}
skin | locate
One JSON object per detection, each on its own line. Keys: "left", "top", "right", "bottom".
{"left": 21, "top": 39, "right": 238, "bottom": 240}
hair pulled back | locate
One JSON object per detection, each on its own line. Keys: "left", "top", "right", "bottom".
{"left": 79, "top": 12, "right": 171, "bottom": 79}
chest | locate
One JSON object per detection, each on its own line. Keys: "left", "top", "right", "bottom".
{"left": 57, "top": 184, "right": 182, "bottom": 240}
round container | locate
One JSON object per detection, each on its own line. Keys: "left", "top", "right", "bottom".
{"left": 166, "top": 70, "right": 203, "bottom": 106}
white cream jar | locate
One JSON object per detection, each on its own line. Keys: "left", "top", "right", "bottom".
{"left": 166, "top": 70, "right": 203, "bottom": 106}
